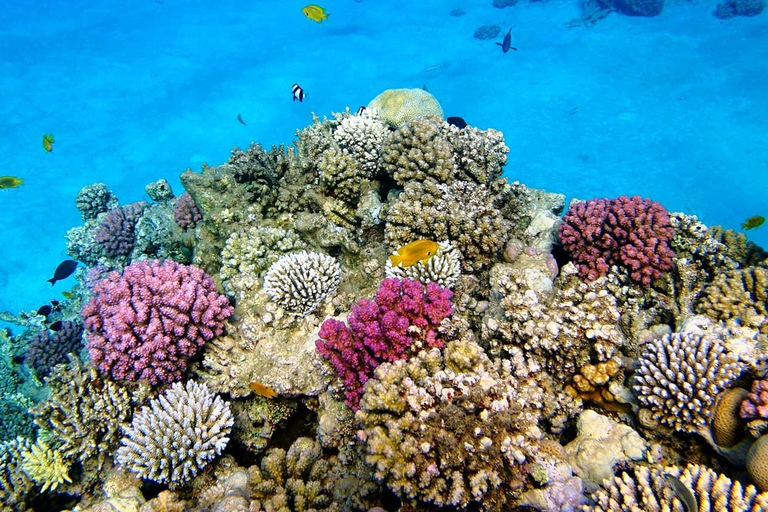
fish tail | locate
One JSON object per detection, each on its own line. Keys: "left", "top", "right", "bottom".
{"left": 47, "top": 278, "right": 56, "bottom": 285}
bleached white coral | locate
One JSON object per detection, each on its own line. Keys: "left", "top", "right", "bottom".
{"left": 632, "top": 332, "right": 743, "bottom": 433}
{"left": 333, "top": 113, "right": 389, "bottom": 178}
{"left": 263, "top": 251, "right": 341, "bottom": 315}
{"left": 385, "top": 241, "right": 462, "bottom": 288}
{"left": 116, "top": 380, "right": 233, "bottom": 486}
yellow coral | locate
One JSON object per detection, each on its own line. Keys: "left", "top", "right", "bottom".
{"left": 20, "top": 439, "right": 72, "bottom": 492}
{"left": 367, "top": 88, "right": 444, "bottom": 128}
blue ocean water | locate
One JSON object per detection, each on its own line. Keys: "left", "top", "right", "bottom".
{"left": 0, "top": 0, "right": 766, "bottom": 317}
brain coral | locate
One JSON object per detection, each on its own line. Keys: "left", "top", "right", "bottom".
{"left": 632, "top": 331, "right": 743, "bottom": 433}
{"left": 367, "top": 88, "right": 444, "bottom": 128}
{"left": 356, "top": 339, "right": 543, "bottom": 510}
{"left": 263, "top": 250, "right": 342, "bottom": 315}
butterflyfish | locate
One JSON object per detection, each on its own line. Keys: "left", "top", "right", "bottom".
{"left": 302, "top": 4, "right": 329, "bottom": 22}
{"left": 742, "top": 215, "right": 765, "bottom": 230}
{"left": 0, "top": 176, "right": 24, "bottom": 189}
{"left": 389, "top": 240, "right": 440, "bottom": 268}
{"left": 292, "top": 83, "right": 306, "bottom": 102}
{"left": 250, "top": 380, "right": 278, "bottom": 399}
{"left": 42, "top": 133, "right": 55, "bottom": 152}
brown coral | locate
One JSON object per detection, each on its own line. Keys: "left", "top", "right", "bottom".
{"left": 697, "top": 266, "right": 768, "bottom": 333}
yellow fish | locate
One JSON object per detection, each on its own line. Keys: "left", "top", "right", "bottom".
{"left": 42, "top": 133, "right": 55, "bottom": 152}
{"left": 302, "top": 4, "right": 329, "bottom": 22}
{"left": 250, "top": 380, "right": 278, "bottom": 399}
{"left": 61, "top": 291, "right": 76, "bottom": 300}
{"left": 389, "top": 240, "right": 440, "bottom": 268}
{"left": 0, "top": 176, "right": 24, "bottom": 189}
{"left": 742, "top": 215, "right": 765, "bottom": 230}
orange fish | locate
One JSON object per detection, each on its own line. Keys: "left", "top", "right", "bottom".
{"left": 249, "top": 380, "right": 278, "bottom": 399}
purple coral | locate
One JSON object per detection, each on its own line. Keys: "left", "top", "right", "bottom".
{"left": 315, "top": 277, "right": 453, "bottom": 409}
{"left": 173, "top": 193, "right": 202, "bottom": 229}
{"left": 741, "top": 379, "right": 768, "bottom": 420}
{"left": 26, "top": 321, "right": 84, "bottom": 377}
{"left": 82, "top": 259, "right": 233, "bottom": 385}
{"left": 558, "top": 195, "right": 675, "bottom": 285}
{"left": 94, "top": 202, "right": 146, "bottom": 258}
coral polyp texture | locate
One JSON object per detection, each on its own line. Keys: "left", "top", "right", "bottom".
{"left": 697, "top": 265, "right": 768, "bottom": 333}
{"left": 632, "top": 332, "right": 743, "bottom": 433}
{"left": 25, "top": 320, "right": 84, "bottom": 377}
{"left": 366, "top": 87, "right": 444, "bottom": 128}
{"left": 172, "top": 192, "right": 202, "bottom": 229}
{"left": 381, "top": 115, "right": 456, "bottom": 185}
{"left": 82, "top": 259, "right": 233, "bottom": 385}
{"left": 356, "top": 339, "right": 544, "bottom": 509}
{"left": 74, "top": 182, "right": 118, "bottom": 221}
{"left": 93, "top": 201, "right": 146, "bottom": 259}
{"left": 116, "top": 380, "right": 233, "bottom": 486}
{"left": 263, "top": 250, "right": 342, "bottom": 315}
{"left": 332, "top": 110, "right": 389, "bottom": 177}
{"left": 385, "top": 240, "right": 462, "bottom": 288}
{"left": 558, "top": 195, "right": 675, "bottom": 285}
{"left": 315, "top": 277, "right": 453, "bottom": 409}
{"left": 581, "top": 462, "right": 768, "bottom": 511}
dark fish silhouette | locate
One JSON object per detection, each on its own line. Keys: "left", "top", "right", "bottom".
{"left": 237, "top": 114, "right": 247, "bottom": 126}
{"left": 47, "top": 260, "right": 78, "bottom": 285}
{"left": 447, "top": 116, "right": 467, "bottom": 129}
{"left": 496, "top": 28, "right": 518, "bottom": 53}
{"left": 37, "top": 305, "right": 52, "bottom": 317}
{"left": 356, "top": 106, "right": 367, "bottom": 115}
{"left": 50, "top": 300, "right": 60, "bottom": 309}
{"left": 49, "top": 320, "right": 63, "bottom": 332}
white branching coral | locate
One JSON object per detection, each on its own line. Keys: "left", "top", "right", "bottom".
{"left": 385, "top": 241, "right": 462, "bottom": 288}
{"left": 632, "top": 332, "right": 743, "bottom": 433}
{"left": 263, "top": 251, "right": 342, "bottom": 315}
{"left": 333, "top": 112, "right": 389, "bottom": 178}
{"left": 116, "top": 380, "right": 233, "bottom": 486}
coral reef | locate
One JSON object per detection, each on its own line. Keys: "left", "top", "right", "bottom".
{"left": 332, "top": 111, "right": 389, "bottom": 178}
{"left": 742, "top": 379, "right": 768, "bottom": 437}
{"left": 474, "top": 25, "right": 501, "bottom": 40}
{"left": 316, "top": 277, "right": 453, "bottom": 409}
{"left": 93, "top": 201, "right": 146, "bottom": 260}
{"left": 144, "top": 178, "right": 174, "bottom": 202}
{"left": 75, "top": 182, "right": 118, "bottom": 221}
{"left": 116, "top": 380, "right": 233, "bottom": 486}
{"left": 0, "top": 437, "right": 34, "bottom": 510}
{"left": 712, "top": 386, "right": 749, "bottom": 447}
{"left": 714, "top": 0, "right": 766, "bottom": 17}
{"left": 356, "top": 339, "right": 544, "bottom": 509}
{"left": 367, "top": 88, "right": 444, "bottom": 128}
{"left": 632, "top": 332, "right": 743, "bottom": 434}
{"left": 385, "top": 240, "right": 462, "bottom": 288}
{"left": 263, "top": 251, "right": 342, "bottom": 315}
{"left": 82, "top": 259, "right": 233, "bottom": 385}
{"left": 697, "top": 265, "right": 768, "bottom": 333}
{"left": 381, "top": 116, "right": 456, "bottom": 185}
{"left": 558, "top": 195, "right": 675, "bottom": 285}
{"left": 24, "top": 320, "right": 84, "bottom": 377}
{"left": 19, "top": 438, "right": 72, "bottom": 492}
{"left": 610, "top": 0, "right": 663, "bottom": 16}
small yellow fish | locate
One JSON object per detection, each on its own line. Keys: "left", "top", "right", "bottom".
{"left": 250, "top": 380, "right": 278, "bottom": 399}
{"left": 61, "top": 291, "right": 76, "bottom": 300}
{"left": 0, "top": 176, "right": 24, "bottom": 189}
{"left": 389, "top": 240, "right": 440, "bottom": 268}
{"left": 302, "top": 4, "right": 329, "bottom": 22}
{"left": 42, "top": 133, "right": 55, "bottom": 152}
{"left": 742, "top": 215, "right": 765, "bottom": 230}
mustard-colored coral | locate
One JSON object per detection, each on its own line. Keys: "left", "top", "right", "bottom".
{"left": 367, "top": 87, "right": 444, "bottom": 128}
{"left": 697, "top": 266, "right": 768, "bottom": 332}
{"left": 318, "top": 147, "right": 367, "bottom": 205}
{"left": 20, "top": 439, "right": 72, "bottom": 492}
{"left": 381, "top": 116, "right": 456, "bottom": 185}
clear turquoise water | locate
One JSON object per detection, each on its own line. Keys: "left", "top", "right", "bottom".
{"left": 1, "top": 0, "right": 766, "bottom": 316}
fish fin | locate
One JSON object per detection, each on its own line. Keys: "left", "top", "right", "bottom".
{"left": 389, "top": 254, "right": 400, "bottom": 266}
{"left": 511, "top": 47, "right": 518, "bottom": 51}
{"left": 495, "top": 42, "right": 502, "bottom": 46}
{"left": 47, "top": 278, "right": 56, "bottom": 285}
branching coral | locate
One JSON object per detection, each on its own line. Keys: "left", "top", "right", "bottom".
{"left": 75, "top": 182, "right": 118, "bottom": 221}
{"left": 93, "top": 202, "right": 146, "bottom": 260}
{"left": 356, "top": 339, "right": 544, "bottom": 509}
{"left": 173, "top": 192, "right": 202, "bottom": 229}
{"left": 116, "top": 380, "right": 233, "bottom": 486}
{"left": 20, "top": 439, "right": 72, "bottom": 492}
{"left": 0, "top": 437, "right": 33, "bottom": 509}
{"left": 332, "top": 111, "right": 388, "bottom": 177}
{"left": 632, "top": 332, "right": 743, "bottom": 433}
{"left": 25, "top": 320, "right": 84, "bottom": 377}
{"left": 318, "top": 147, "right": 368, "bottom": 205}
{"left": 445, "top": 124, "right": 509, "bottom": 185}
{"left": 385, "top": 240, "right": 462, "bottom": 288}
{"left": 381, "top": 115, "right": 456, "bottom": 185}
{"left": 697, "top": 265, "right": 768, "bottom": 333}
{"left": 263, "top": 251, "right": 342, "bottom": 315}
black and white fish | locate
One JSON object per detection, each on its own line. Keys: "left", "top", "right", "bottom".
{"left": 356, "top": 105, "right": 367, "bottom": 115}
{"left": 496, "top": 27, "right": 518, "bottom": 53}
{"left": 292, "top": 83, "right": 306, "bottom": 102}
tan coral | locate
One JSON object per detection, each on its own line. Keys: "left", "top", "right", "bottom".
{"left": 697, "top": 266, "right": 768, "bottom": 332}
{"left": 712, "top": 387, "right": 749, "bottom": 448}
{"left": 367, "top": 88, "right": 444, "bottom": 128}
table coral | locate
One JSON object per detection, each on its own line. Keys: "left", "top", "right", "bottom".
{"left": 558, "top": 195, "right": 675, "bottom": 285}
{"left": 697, "top": 266, "right": 768, "bottom": 333}
{"left": 356, "top": 339, "right": 544, "bottom": 509}
{"left": 316, "top": 277, "right": 453, "bottom": 410}
{"left": 116, "top": 380, "right": 233, "bottom": 486}
{"left": 367, "top": 88, "right": 444, "bottom": 128}
{"left": 263, "top": 250, "right": 342, "bottom": 315}
{"left": 82, "top": 259, "right": 233, "bottom": 385}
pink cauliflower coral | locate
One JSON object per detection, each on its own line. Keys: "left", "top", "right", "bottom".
{"left": 316, "top": 277, "right": 453, "bottom": 410}
{"left": 741, "top": 379, "right": 768, "bottom": 420}
{"left": 558, "top": 195, "right": 675, "bottom": 285}
{"left": 82, "top": 259, "right": 233, "bottom": 385}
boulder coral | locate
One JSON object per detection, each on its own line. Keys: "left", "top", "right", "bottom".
{"left": 367, "top": 87, "right": 444, "bottom": 128}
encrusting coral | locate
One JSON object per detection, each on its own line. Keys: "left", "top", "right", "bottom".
{"left": 385, "top": 240, "right": 462, "bottom": 288}
{"left": 632, "top": 331, "right": 744, "bottom": 434}
{"left": 356, "top": 338, "right": 544, "bottom": 510}
{"left": 116, "top": 380, "right": 233, "bottom": 486}
{"left": 263, "top": 250, "right": 342, "bottom": 315}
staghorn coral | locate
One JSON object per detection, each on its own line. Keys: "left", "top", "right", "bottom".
{"left": 82, "top": 259, "right": 233, "bottom": 385}
{"left": 367, "top": 88, "right": 444, "bottom": 128}
{"left": 219, "top": 225, "right": 307, "bottom": 297}
{"left": 0, "top": 437, "right": 33, "bottom": 509}
{"left": 172, "top": 192, "right": 202, "bottom": 229}
{"left": 385, "top": 240, "right": 462, "bottom": 288}
{"left": 697, "top": 265, "right": 768, "bottom": 333}
{"left": 332, "top": 111, "right": 389, "bottom": 177}
{"left": 384, "top": 179, "right": 509, "bottom": 273}
{"left": 94, "top": 201, "right": 147, "bottom": 260}
{"left": 25, "top": 320, "right": 84, "bottom": 378}
{"left": 581, "top": 462, "right": 768, "bottom": 511}
{"left": 632, "top": 332, "right": 743, "bottom": 434}
{"left": 75, "top": 182, "right": 118, "bottom": 221}
{"left": 381, "top": 116, "right": 456, "bottom": 185}
{"left": 356, "top": 339, "right": 544, "bottom": 509}
{"left": 263, "top": 251, "right": 342, "bottom": 315}
{"left": 19, "top": 438, "right": 72, "bottom": 492}
{"left": 116, "top": 380, "right": 233, "bottom": 486}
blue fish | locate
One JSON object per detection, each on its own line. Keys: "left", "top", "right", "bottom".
{"left": 496, "top": 27, "right": 518, "bottom": 53}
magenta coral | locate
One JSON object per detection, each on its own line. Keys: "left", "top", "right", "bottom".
{"left": 315, "top": 277, "right": 453, "bottom": 409}
{"left": 741, "top": 379, "right": 768, "bottom": 420}
{"left": 173, "top": 193, "right": 202, "bottom": 229}
{"left": 94, "top": 202, "right": 146, "bottom": 259}
{"left": 82, "top": 259, "right": 233, "bottom": 385}
{"left": 558, "top": 195, "right": 675, "bottom": 285}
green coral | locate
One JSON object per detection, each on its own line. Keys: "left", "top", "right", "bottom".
{"left": 356, "top": 339, "right": 544, "bottom": 510}
{"left": 367, "top": 88, "right": 444, "bottom": 128}
{"left": 381, "top": 116, "right": 456, "bottom": 185}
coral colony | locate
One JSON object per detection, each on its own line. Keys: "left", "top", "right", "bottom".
{"left": 4, "top": 87, "right": 768, "bottom": 511}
